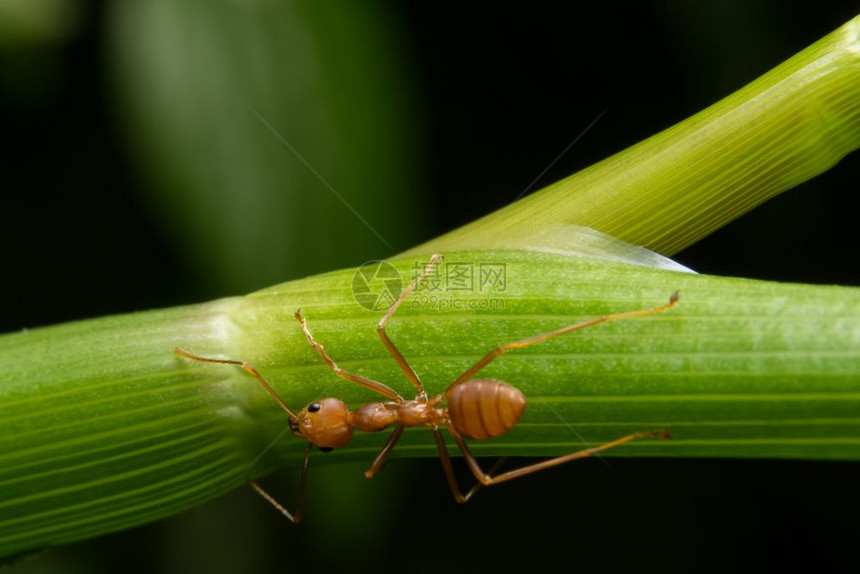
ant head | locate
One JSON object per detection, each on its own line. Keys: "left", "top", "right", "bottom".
{"left": 289, "top": 397, "right": 354, "bottom": 450}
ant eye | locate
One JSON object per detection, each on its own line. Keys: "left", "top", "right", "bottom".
{"left": 308, "top": 402, "right": 322, "bottom": 413}
{"left": 318, "top": 446, "right": 333, "bottom": 453}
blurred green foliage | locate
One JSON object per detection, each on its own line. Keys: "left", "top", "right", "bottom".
{"left": 0, "top": 0, "right": 81, "bottom": 48}
{"left": 109, "top": 0, "right": 422, "bottom": 293}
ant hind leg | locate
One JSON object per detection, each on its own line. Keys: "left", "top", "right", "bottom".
{"left": 448, "top": 426, "right": 670, "bottom": 488}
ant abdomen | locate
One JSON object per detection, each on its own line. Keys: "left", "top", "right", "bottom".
{"left": 447, "top": 379, "right": 526, "bottom": 440}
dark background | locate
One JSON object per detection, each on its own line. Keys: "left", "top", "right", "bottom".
{"left": 2, "top": 2, "right": 858, "bottom": 573}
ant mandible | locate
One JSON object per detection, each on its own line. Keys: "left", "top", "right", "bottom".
{"left": 175, "top": 254, "right": 679, "bottom": 522}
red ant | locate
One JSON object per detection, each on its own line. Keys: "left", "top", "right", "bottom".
{"left": 176, "top": 254, "right": 678, "bottom": 521}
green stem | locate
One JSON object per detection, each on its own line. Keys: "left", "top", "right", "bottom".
{"left": 2, "top": 250, "right": 859, "bottom": 556}
{"left": 406, "top": 16, "right": 860, "bottom": 257}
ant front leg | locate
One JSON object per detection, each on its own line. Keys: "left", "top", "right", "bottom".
{"left": 249, "top": 442, "right": 313, "bottom": 523}
{"left": 174, "top": 347, "right": 298, "bottom": 418}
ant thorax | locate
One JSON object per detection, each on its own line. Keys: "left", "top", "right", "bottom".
{"left": 350, "top": 399, "right": 446, "bottom": 432}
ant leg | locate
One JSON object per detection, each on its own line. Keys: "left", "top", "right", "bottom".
{"left": 249, "top": 442, "right": 313, "bottom": 523}
{"left": 449, "top": 426, "right": 670, "bottom": 487}
{"left": 175, "top": 347, "right": 298, "bottom": 418}
{"left": 363, "top": 425, "right": 405, "bottom": 479}
{"left": 376, "top": 253, "right": 443, "bottom": 398}
{"left": 295, "top": 310, "right": 404, "bottom": 402}
{"left": 433, "top": 428, "right": 468, "bottom": 503}
{"left": 443, "top": 292, "right": 679, "bottom": 399}
{"left": 432, "top": 429, "right": 507, "bottom": 503}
